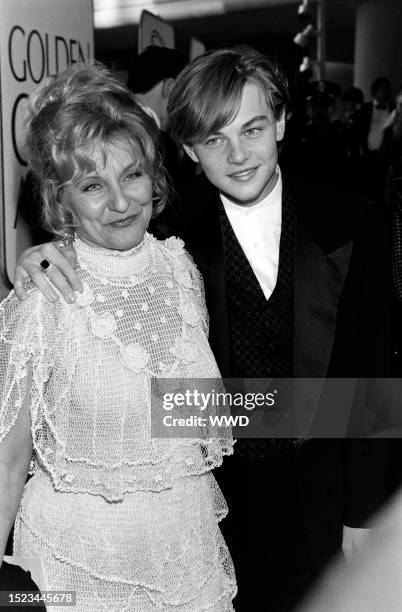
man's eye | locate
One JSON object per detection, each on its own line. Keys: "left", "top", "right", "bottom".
{"left": 205, "top": 137, "right": 222, "bottom": 147}
{"left": 245, "top": 127, "right": 262, "bottom": 136}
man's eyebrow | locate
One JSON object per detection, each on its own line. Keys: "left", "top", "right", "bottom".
{"left": 241, "top": 115, "right": 269, "bottom": 129}
{"left": 206, "top": 114, "right": 269, "bottom": 137}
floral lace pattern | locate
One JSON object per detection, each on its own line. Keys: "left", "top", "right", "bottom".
{"left": 0, "top": 233, "right": 232, "bottom": 499}
{"left": 122, "top": 342, "right": 150, "bottom": 372}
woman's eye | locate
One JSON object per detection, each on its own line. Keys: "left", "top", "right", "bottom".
{"left": 125, "top": 170, "right": 142, "bottom": 181}
{"left": 83, "top": 182, "right": 101, "bottom": 193}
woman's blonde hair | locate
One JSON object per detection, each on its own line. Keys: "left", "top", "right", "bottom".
{"left": 25, "top": 62, "right": 169, "bottom": 237}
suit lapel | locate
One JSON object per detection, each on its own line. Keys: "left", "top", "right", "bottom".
{"left": 293, "top": 204, "right": 353, "bottom": 378}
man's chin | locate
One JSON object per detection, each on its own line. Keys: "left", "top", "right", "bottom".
{"left": 220, "top": 187, "right": 265, "bottom": 208}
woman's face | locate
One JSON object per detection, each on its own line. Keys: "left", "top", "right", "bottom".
{"left": 61, "top": 139, "right": 153, "bottom": 251}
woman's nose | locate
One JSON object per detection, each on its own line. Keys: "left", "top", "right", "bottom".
{"left": 108, "top": 185, "right": 132, "bottom": 213}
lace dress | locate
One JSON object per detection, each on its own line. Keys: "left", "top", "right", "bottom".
{"left": 0, "top": 234, "right": 236, "bottom": 611}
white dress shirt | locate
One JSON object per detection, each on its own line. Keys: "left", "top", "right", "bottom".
{"left": 221, "top": 166, "right": 282, "bottom": 300}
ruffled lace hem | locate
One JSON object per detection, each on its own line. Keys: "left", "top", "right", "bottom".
{"left": 15, "top": 476, "right": 237, "bottom": 611}
{"left": 14, "top": 516, "right": 236, "bottom": 592}
{"left": 32, "top": 439, "right": 234, "bottom": 501}
{"left": 17, "top": 471, "right": 235, "bottom": 590}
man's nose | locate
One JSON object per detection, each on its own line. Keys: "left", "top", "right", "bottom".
{"left": 227, "top": 138, "right": 249, "bottom": 164}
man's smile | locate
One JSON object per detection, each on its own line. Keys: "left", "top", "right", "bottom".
{"left": 228, "top": 167, "right": 259, "bottom": 181}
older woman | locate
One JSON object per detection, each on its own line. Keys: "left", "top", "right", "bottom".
{"left": 0, "top": 64, "right": 236, "bottom": 610}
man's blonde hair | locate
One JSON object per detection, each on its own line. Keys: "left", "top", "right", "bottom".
{"left": 168, "top": 45, "right": 289, "bottom": 146}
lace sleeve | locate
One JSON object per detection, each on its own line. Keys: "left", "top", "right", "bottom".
{"left": 0, "top": 288, "right": 53, "bottom": 453}
{"left": 181, "top": 248, "right": 208, "bottom": 308}
{"left": 164, "top": 237, "right": 210, "bottom": 336}
{"left": 0, "top": 290, "right": 36, "bottom": 444}
{"left": 181, "top": 248, "right": 209, "bottom": 336}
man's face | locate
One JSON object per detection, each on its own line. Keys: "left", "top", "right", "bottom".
{"left": 184, "top": 82, "right": 285, "bottom": 207}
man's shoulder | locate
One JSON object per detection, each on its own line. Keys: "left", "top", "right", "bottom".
{"left": 178, "top": 173, "right": 220, "bottom": 210}
{"left": 286, "top": 174, "right": 359, "bottom": 210}
{"left": 151, "top": 173, "right": 220, "bottom": 238}
{"left": 286, "top": 175, "right": 387, "bottom": 248}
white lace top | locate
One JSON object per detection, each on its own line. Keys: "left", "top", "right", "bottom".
{"left": 0, "top": 234, "right": 233, "bottom": 501}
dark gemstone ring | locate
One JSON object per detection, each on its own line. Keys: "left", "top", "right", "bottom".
{"left": 40, "top": 259, "right": 51, "bottom": 271}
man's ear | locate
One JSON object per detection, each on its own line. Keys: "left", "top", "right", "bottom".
{"left": 275, "top": 111, "right": 286, "bottom": 142}
{"left": 161, "top": 77, "right": 175, "bottom": 99}
{"left": 183, "top": 144, "right": 199, "bottom": 163}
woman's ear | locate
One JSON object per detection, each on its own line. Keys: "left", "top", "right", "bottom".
{"left": 183, "top": 144, "right": 199, "bottom": 163}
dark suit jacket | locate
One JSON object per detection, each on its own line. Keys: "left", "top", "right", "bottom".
{"left": 172, "top": 174, "right": 390, "bottom": 374}
{"left": 155, "top": 172, "right": 392, "bottom": 570}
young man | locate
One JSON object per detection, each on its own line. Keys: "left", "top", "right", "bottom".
{"left": 14, "top": 46, "right": 391, "bottom": 611}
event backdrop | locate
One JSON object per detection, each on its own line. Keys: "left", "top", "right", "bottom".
{"left": 0, "top": 0, "right": 94, "bottom": 286}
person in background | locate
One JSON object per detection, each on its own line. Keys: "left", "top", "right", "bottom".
{"left": 12, "top": 46, "right": 391, "bottom": 611}
{"left": 360, "top": 76, "right": 394, "bottom": 204}
{"left": 331, "top": 86, "right": 365, "bottom": 194}
{"left": 127, "top": 45, "right": 189, "bottom": 193}
{"left": 363, "top": 77, "right": 393, "bottom": 153}
{"left": 383, "top": 83, "right": 402, "bottom": 170}
{"left": 339, "top": 86, "right": 364, "bottom": 128}
{"left": 128, "top": 45, "right": 186, "bottom": 132}
{"left": 0, "top": 63, "right": 236, "bottom": 611}
{"left": 296, "top": 80, "right": 343, "bottom": 186}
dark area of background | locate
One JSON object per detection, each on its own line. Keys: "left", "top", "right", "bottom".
{"left": 95, "top": 1, "right": 356, "bottom": 72}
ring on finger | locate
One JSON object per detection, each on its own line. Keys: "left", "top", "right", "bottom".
{"left": 40, "top": 259, "right": 52, "bottom": 272}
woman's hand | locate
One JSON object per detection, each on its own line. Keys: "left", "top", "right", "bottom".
{"left": 14, "top": 242, "right": 82, "bottom": 303}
